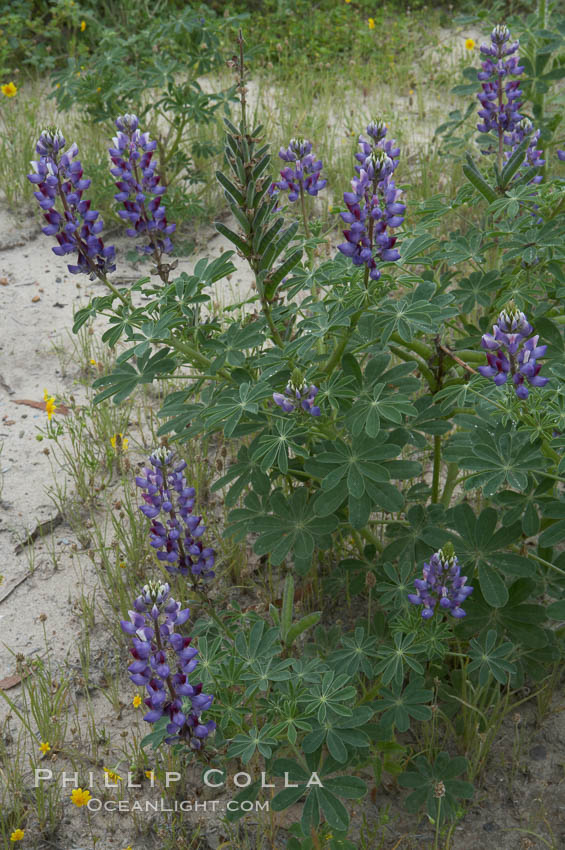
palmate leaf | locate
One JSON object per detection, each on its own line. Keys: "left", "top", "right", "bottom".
{"left": 211, "top": 437, "right": 271, "bottom": 506}
{"left": 306, "top": 434, "right": 420, "bottom": 528}
{"left": 302, "top": 706, "right": 374, "bottom": 763}
{"left": 252, "top": 419, "right": 308, "bottom": 474}
{"left": 93, "top": 348, "right": 177, "bottom": 404}
{"left": 225, "top": 487, "right": 338, "bottom": 573}
{"left": 456, "top": 580, "right": 548, "bottom": 649}
{"left": 371, "top": 677, "right": 433, "bottom": 733}
{"left": 373, "top": 633, "right": 425, "bottom": 687}
{"left": 383, "top": 504, "right": 449, "bottom": 563}
{"left": 467, "top": 630, "right": 516, "bottom": 686}
{"left": 398, "top": 751, "right": 473, "bottom": 823}
{"left": 444, "top": 419, "right": 550, "bottom": 495}
{"left": 445, "top": 503, "right": 533, "bottom": 608}
{"left": 327, "top": 628, "right": 379, "bottom": 677}
{"left": 201, "top": 381, "right": 272, "bottom": 437}
{"left": 271, "top": 756, "right": 366, "bottom": 834}
{"left": 344, "top": 383, "right": 417, "bottom": 438}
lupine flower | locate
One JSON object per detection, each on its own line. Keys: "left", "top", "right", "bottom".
{"left": 109, "top": 114, "right": 176, "bottom": 262}
{"left": 476, "top": 24, "right": 544, "bottom": 178}
{"left": 558, "top": 150, "right": 565, "bottom": 162}
{"left": 273, "top": 384, "right": 321, "bottom": 416}
{"left": 9, "top": 830, "right": 24, "bottom": 842}
{"left": 70, "top": 788, "right": 92, "bottom": 807}
{"left": 135, "top": 451, "right": 215, "bottom": 582}
{"left": 269, "top": 138, "right": 327, "bottom": 203}
{"left": 408, "top": 544, "right": 473, "bottom": 619}
{"left": 478, "top": 303, "right": 549, "bottom": 399}
{"left": 120, "top": 581, "right": 216, "bottom": 749}
{"left": 1, "top": 82, "right": 17, "bottom": 97}
{"left": 27, "top": 129, "right": 116, "bottom": 279}
{"left": 338, "top": 118, "right": 404, "bottom": 281}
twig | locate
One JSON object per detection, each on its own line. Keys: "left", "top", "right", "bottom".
{"left": 438, "top": 344, "right": 478, "bottom": 375}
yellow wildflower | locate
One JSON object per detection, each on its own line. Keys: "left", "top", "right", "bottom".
{"left": 345, "top": 0, "right": 352, "bottom": 3}
{"left": 80, "top": 20, "right": 86, "bottom": 31}
{"left": 145, "top": 770, "right": 154, "bottom": 780}
{"left": 90, "top": 358, "right": 97, "bottom": 365}
{"left": 119, "top": 560, "right": 126, "bottom": 569}
{"left": 103, "top": 767, "right": 122, "bottom": 783}
{"left": 1, "top": 82, "right": 17, "bottom": 97}
{"left": 70, "top": 787, "right": 91, "bottom": 807}
{"left": 10, "top": 830, "right": 25, "bottom": 842}
{"left": 110, "top": 433, "right": 129, "bottom": 451}
{"left": 39, "top": 741, "right": 51, "bottom": 754}
{"left": 133, "top": 694, "right": 142, "bottom": 708}
{"left": 368, "top": 18, "right": 375, "bottom": 29}
{"left": 43, "top": 390, "right": 57, "bottom": 420}
{"left": 465, "top": 38, "right": 475, "bottom": 50}
{"left": 96, "top": 86, "right": 101, "bottom": 92}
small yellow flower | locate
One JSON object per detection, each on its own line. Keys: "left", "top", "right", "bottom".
{"left": 119, "top": 560, "right": 126, "bottom": 569}
{"left": 133, "top": 694, "right": 142, "bottom": 708}
{"left": 103, "top": 767, "right": 122, "bottom": 783}
{"left": 70, "top": 787, "right": 92, "bottom": 807}
{"left": 344, "top": 0, "right": 352, "bottom": 3}
{"left": 39, "top": 741, "right": 51, "bottom": 754}
{"left": 43, "top": 390, "right": 57, "bottom": 420}
{"left": 90, "top": 358, "right": 97, "bottom": 365}
{"left": 368, "top": 18, "right": 375, "bottom": 29}
{"left": 110, "top": 433, "right": 128, "bottom": 451}
{"left": 1, "top": 81, "right": 17, "bottom": 97}
{"left": 96, "top": 86, "right": 101, "bottom": 92}
{"left": 144, "top": 770, "right": 154, "bottom": 780}
{"left": 10, "top": 830, "right": 25, "bottom": 842}
{"left": 80, "top": 20, "right": 86, "bottom": 31}
{"left": 465, "top": 38, "right": 475, "bottom": 50}
{"left": 55, "top": 83, "right": 60, "bottom": 89}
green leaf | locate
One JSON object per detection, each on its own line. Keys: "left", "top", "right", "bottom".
{"left": 478, "top": 562, "right": 509, "bottom": 608}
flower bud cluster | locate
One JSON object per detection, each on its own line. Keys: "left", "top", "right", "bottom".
{"left": 121, "top": 582, "right": 215, "bottom": 748}
{"left": 408, "top": 545, "right": 473, "bottom": 619}
{"left": 273, "top": 384, "right": 321, "bottom": 416}
{"left": 477, "top": 25, "right": 544, "bottom": 178}
{"left": 269, "top": 137, "right": 327, "bottom": 202}
{"left": 109, "top": 114, "right": 176, "bottom": 258}
{"left": 338, "top": 119, "right": 404, "bottom": 280}
{"left": 478, "top": 303, "right": 549, "bottom": 399}
{"left": 136, "top": 451, "right": 215, "bottom": 582}
{"left": 27, "top": 129, "right": 116, "bottom": 279}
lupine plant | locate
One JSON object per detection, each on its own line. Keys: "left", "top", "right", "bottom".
{"left": 27, "top": 18, "right": 565, "bottom": 845}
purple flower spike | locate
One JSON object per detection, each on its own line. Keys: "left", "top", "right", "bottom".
{"left": 338, "top": 119, "right": 404, "bottom": 281}
{"left": 122, "top": 581, "right": 215, "bottom": 749}
{"left": 268, "top": 137, "right": 327, "bottom": 203}
{"left": 273, "top": 382, "right": 321, "bottom": 417}
{"left": 110, "top": 113, "right": 175, "bottom": 264}
{"left": 136, "top": 451, "right": 215, "bottom": 583}
{"left": 478, "top": 303, "right": 548, "bottom": 399}
{"left": 476, "top": 25, "right": 544, "bottom": 180}
{"left": 558, "top": 150, "right": 565, "bottom": 162}
{"left": 408, "top": 544, "right": 473, "bottom": 620}
{"left": 27, "top": 128, "right": 116, "bottom": 280}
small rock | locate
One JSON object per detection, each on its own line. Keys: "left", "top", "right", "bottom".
{"left": 31, "top": 295, "right": 40, "bottom": 303}
{"left": 483, "top": 821, "right": 499, "bottom": 832}
{"left": 529, "top": 745, "right": 547, "bottom": 760}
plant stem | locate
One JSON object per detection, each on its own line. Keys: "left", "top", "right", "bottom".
{"left": 441, "top": 462, "right": 459, "bottom": 508}
{"left": 431, "top": 435, "right": 442, "bottom": 503}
